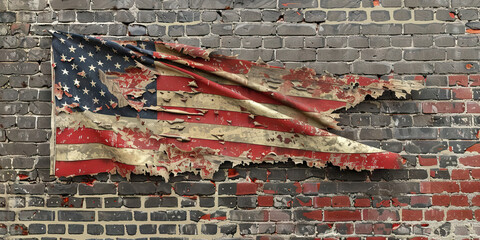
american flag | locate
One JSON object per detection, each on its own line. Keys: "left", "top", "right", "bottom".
{"left": 51, "top": 31, "right": 417, "bottom": 179}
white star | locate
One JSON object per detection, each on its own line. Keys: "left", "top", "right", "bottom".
{"left": 78, "top": 70, "right": 86, "bottom": 78}
{"left": 112, "top": 48, "right": 118, "bottom": 53}
{"left": 78, "top": 43, "right": 84, "bottom": 49}
{"left": 123, "top": 56, "right": 130, "bottom": 62}
{"left": 79, "top": 55, "right": 86, "bottom": 62}
{"left": 62, "top": 69, "right": 68, "bottom": 75}
{"left": 139, "top": 43, "right": 146, "bottom": 49}
{"left": 66, "top": 34, "right": 73, "bottom": 39}
{"left": 101, "top": 39, "right": 107, "bottom": 45}
{"left": 71, "top": 63, "right": 78, "bottom": 70}
{"left": 90, "top": 80, "right": 96, "bottom": 87}
{"left": 82, "top": 88, "right": 90, "bottom": 95}
{"left": 73, "top": 79, "right": 80, "bottom": 86}
{"left": 95, "top": 46, "right": 101, "bottom": 51}
{"left": 97, "top": 60, "right": 104, "bottom": 67}
{"left": 74, "top": 96, "right": 80, "bottom": 101}
{"left": 62, "top": 85, "right": 70, "bottom": 92}
{"left": 141, "top": 98, "right": 147, "bottom": 104}
{"left": 59, "top": 38, "right": 66, "bottom": 44}
{"left": 83, "top": 105, "right": 90, "bottom": 111}
{"left": 60, "top": 54, "right": 67, "bottom": 61}
{"left": 89, "top": 65, "right": 96, "bottom": 71}
{"left": 109, "top": 100, "right": 115, "bottom": 105}
{"left": 93, "top": 97, "right": 99, "bottom": 104}
{"left": 88, "top": 52, "right": 94, "bottom": 57}
{"left": 114, "top": 63, "right": 121, "bottom": 69}
{"left": 106, "top": 54, "right": 112, "bottom": 61}
{"left": 69, "top": 45, "right": 76, "bottom": 53}
{"left": 62, "top": 102, "right": 68, "bottom": 107}
{"left": 100, "top": 90, "right": 105, "bottom": 96}
{"left": 84, "top": 36, "right": 89, "bottom": 41}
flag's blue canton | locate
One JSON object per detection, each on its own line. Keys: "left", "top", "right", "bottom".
{"left": 52, "top": 31, "right": 157, "bottom": 119}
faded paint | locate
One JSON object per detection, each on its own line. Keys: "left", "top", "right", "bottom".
{"left": 51, "top": 31, "right": 423, "bottom": 179}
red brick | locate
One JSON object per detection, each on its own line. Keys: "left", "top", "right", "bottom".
{"left": 354, "top": 198, "right": 371, "bottom": 207}
{"left": 446, "top": 209, "right": 473, "bottom": 220}
{"left": 418, "top": 156, "right": 437, "bottom": 166}
{"left": 373, "top": 223, "right": 392, "bottom": 235}
{"left": 346, "top": 238, "right": 361, "bottom": 240}
{"left": 449, "top": 75, "right": 469, "bottom": 86}
{"left": 460, "top": 181, "right": 480, "bottom": 193}
{"left": 302, "top": 182, "right": 320, "bottom": 194}
{"left": 476, "top": 209, "right": 480, "bottom": 221}
{"left": 410, "top": 195, "right": 430, "bottom": 207}
{"left": 459, "top": 155, "right": 480, "bottom": 167}
{"left": 236, "top": 182, "right": 257, "bottom": 195}
{"left": 363, "top": 209, "right": 399, "bottom": 221}
{"left": 402, "top": 209, "right": 422, "bottom": 221}
{"left": 432, "top": 195, "right": 450, "bottom": 206}
{"left": 366, "top": 237, "right": 387, "bottom": 240}
{"left": 467, "top": 102, "right": 480, "bottom": 113}
{"left": 391, "top": 197, "right": 409, "bottom": 207}
{"left": 324, "top": 210, "right": 361, "bottom": 221}
{"left": 409, "top": 237, "right": 428, "bottom": 240}
{"left": 420, "top": 182, "right": 460, "bottom": 193}
{"left": 355, "top": 223, "right": 373, "bottom": 234}
{"left": 257, "top": 195, "right": 273, "bottom": 207}
{"left": 472, "top": 169, "right": 480, "bottom": 179}
{"left": 470, "top": 75, "right": 480, "bottom": 86}
{"left": 451, "top": 88, "right": 472, "bottom": 99}
{"left": 313, "top": 197, "right": 331, "bottom": 208}
{"left": 425, "top": 209, "right": 444, "bottom": 221}
{"left": 451, "top": 195, "right": 469, "bottom": 206}
{"left": 422, "top": 102, "right": 465, "bottom": 113}
{"left": 451, "top": 169, "right": 470, "bottom": 180}
{"left": 332, "top": 196, "right": 350, "bottom": 207}
{"left": 472, "top": 195, "right": 480, "bottom": 206}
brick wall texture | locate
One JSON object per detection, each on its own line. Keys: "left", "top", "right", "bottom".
{"left": 1, "top": 0, "right": 480, "bottom": 239}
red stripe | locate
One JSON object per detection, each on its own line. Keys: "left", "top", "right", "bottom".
{"left": 55, "top": 159, "right": 135, "bottom": 177}
{"left": 156, "top": 75, "right": 347, "bottom": 113}
{"left": 56, "top": 127, "right": 402, "bottom": 171}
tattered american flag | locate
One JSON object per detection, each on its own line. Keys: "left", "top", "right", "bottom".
{"left": 51, "top": 31, "right": 421, "bottom": 179}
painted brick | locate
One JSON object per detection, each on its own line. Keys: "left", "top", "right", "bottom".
{"left": 313, "top": 197, "right": 331, "bottom": 208}
{"left": 460, "top": 181, "right": 480, "bottom": 193}
{"left": 402, "top": 209, "right": 422, "bottom": 221}
{"left": 446, "top": 209, "right": 473, "bottom": 220}
{"left": 425, "top": 209, "right": 444, "bottom": 221}
{"left": 332, "top": 196, "right": 350, "bottom": 207}
{"left": 324, "top": 210, "right": 361, "bottom": 221}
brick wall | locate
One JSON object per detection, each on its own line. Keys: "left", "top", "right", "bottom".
{"left": 1, "top": 0, "right": 480, "bottom": 238}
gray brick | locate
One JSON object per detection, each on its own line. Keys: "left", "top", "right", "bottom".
{"left": 0, "top": 12, "right": 14, "bottom": 23}
{"left": 137, "top": 11, "right": 156, "bottom": 23}
{"left": 405, "top": 0, "right": 449, "bottom": 7}
{"left": 87, "top": 224, "right": 104, "bottom": 235}
{"left": 371, "top": 10, "right": 390, "bottom": 22}
{"left": 235, "top": 0, "right": 276, "bottom": 8}
{"left": 284, "top": 37, "right": 303, "bottom": 48}
{"left": 320, "top": 0, "right": 361, "bottom": 8}
{"left": 50, "top": 0, "right": 88, "bottom": 9}
{"left": 221, "top": 37, "right": 241, "bottom": 48}
{"left": 404, "top": 48, "right": 445, "bottom": 61}
{"left": 305, "top": 10, "right": 326, "bottom": 22}
{"left": 8, "top": 183, "right": 44, "bottom": 195}
{"left": 352, "top": 61, "right": 392, "bottom": 75}
{"left": 317, "top": 49, "right": 359, "bottom": 62}
{"left": 405, "top": 23, "right": 445, "bottom": 34}
{"left": 279, "top": 0, "right": 317, "bottom": 8}
{"left": 306, "top": 62, "right": 350, "bottom": 75}
{"left": 457, "top": 36, "right": 479, "bottom": 47}
{"left": 128, "top": 24, "right": 146, "bottom": 36}
{"left": 411, "top": 88, "right": 450, "bottom": 100}
{"left": 79, "top": 183, "right": 116, "bottom": 195}
{"left": 327, "top": 11, "right": 346, "bottom": 21}
{"left": 163, "top": 0, "right": 188, "bottom": 9}
{"left": 156, "top": 11, "right": 175, "bottom": 23}
{"left": 18, "top": 210, "right": 53, "bottom": 221}
{"left": 284, "top": 10, "right": 304, "bottom": 22}
{"left": 222, "top": 10, "right": 240, "bottom": 22}
{"left": 435, "top": 35, "right": 455, "bottom": 47}
{"left": 232, "top": 49, "right": 274, "bottom": 61}
{"left": 412, "top": 35, "right": 433, "bottom": 47}
{"left": 70, "top": 24, "right": 108, "bottom": 35}
{"left": 262, "top": 10, "right": 281, "bottom": 21}
{"left": 98, "top": 211, "right": 132, "bottom": 221}
{"left": 447, "top": 48, "right": 480, "bottom": 60}
{"left": 230, "top": 210, "right": 268, "bottom": 221}
{"left": 186, "top": 23, "right": 209, "bottom": 36}
{"left": 440, "top": 128, "right": 479, "bottom": 140}
{"left": 29, "top": 223, "right": 46, "bottom": 234}
{"left": 393, "top": 9, "right": 412, "bottom": 21}
{"left": 348, "top": 36, "right": 368, "bottom": 48}
{"left": 277, "top": 49, "right": 316, "bottom": 62}
{"left": 452, "top": 0, "right": 480, "bottom": 7}
{"left": 109, "top": 24, "right": 127, "bottom": 36}
{"left": 359, "top": 129, "right": 392, "bottom": 140}
{"left": 362, "top": 24, "right": 402, "bottom": 35}
{"left": 8, "top": 0, "right": 46, "bottom": 10}
{"left": 236, "top": 23, "right": 276, "bottom": 36}
{"left": 91, "top": 0, "right": 133, "bottom": 9}
{"left": 394, "top": 62, "right": 434, "bottom": 74}
{"left": 174, "top": 182, "right": 215, "bottom": 196}
{"left": 168, "top": 25, "right": 184, "bottom": 37}
{"left": 46, "top": 183, "right": 77, "bottom": 195}
{"left": 382, "top": 102, "right": 420, "bottom": 114}
{"left": 0, "top": 62, "right": 39, "bottom": 74}
{"left": 394, "top": 128, "right": 438, "bottom": 140}
{"left": 190, "top": 0, "right": 233, "bottom": 9}
{"left": 361, "top": 48, "right": 402, "bottom": 61}
{"left": 436, "top": 9, "right": 456, "bottom": 21}
{"left": 414, "top": 10, "right": 434, "bottom": 21}
{"left": 106, "top": 224, "right": 124, "bottom": 235}
{"left": 405, "top": 141, "right": 448, "bottom": 154}
{"left": 319, "top": 24, "right": 360, "bottom": 35}
{"left": 435, "top": 62, "right": 479, "bottom": 74}
{"left": 58, "top": 211, "right": 95, "bottom": 221}
{"left": 211, "top": 23, "right": 233, "bottom": 35}
{"left": 240, "top": 10, "right": 261, "bottom": 22}
{"left": 381, "top": 0, "right": 401, "bottom": 7}
{"left": 326, "top": 36, "right": 347, "bottom": 48}
{"left": 458, "top": 9, "right": 478, "bottom": 20}
{"left": 447, "top": 23, "right": 466, "bottom": 34}
{"left": 114, "top": 11, "right": 134, "bottom": 23}
{"left": 349, "top": 11, "right": 367, "bottom": 21}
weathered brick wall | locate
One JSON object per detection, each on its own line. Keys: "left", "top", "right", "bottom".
{"left": 1, "top": 0, "right": 480, "bottom": 238}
